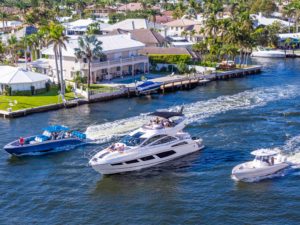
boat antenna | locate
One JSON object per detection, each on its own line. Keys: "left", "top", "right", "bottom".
{"left": 179, "top": 105, "right": 184, "bottom": 114}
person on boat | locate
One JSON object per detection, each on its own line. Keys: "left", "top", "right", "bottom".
{"left": 19, "top": 137, "right": 25, "bottom": 146}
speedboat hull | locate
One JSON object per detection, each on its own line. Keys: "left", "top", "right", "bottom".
{"left": 136, "top": 82, "right": 163, "bottom": 95}
{"left": 4, "top": 137, "right": 84, "bottom": 156}
{"left": 232, "top": 161, "right": 289, "bottom": 181}
{"left": 90, "top": 140, "right": 204, "bottom": 175}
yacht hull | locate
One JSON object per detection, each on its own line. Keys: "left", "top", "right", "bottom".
{"left": 251, "top": 51, "right": 286, "bottom": 58}
{"left": 232, "top": 162, "right": 289, "bottom": 181}
{"left": 4, "top": 137, "right": 84, "bottom": 156}
{"left": 91, "top": 142, "right": 204, "bottom": 175}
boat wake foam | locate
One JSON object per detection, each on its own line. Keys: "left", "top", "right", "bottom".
{"left": 86, "top": 85, "right": 299, "bottom": 142}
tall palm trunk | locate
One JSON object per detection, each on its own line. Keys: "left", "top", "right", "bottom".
{"left": 54, "top": 48, "right": 61, "bottom": 86}
{"left": 87, "top": 59, "right": 91, "bottom": 101}
{"left": 58, "top": 45, "right": 65, "bottom": 96}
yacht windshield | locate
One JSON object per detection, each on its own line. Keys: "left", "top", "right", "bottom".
{"left": 121, "top": 132, "right": 145, "bottom": 146}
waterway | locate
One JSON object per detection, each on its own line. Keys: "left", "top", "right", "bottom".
{"left": 1, "top": 58, "right": 300, "bottom": 224}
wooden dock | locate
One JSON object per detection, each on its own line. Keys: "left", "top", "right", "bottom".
{"left": 0, "top": 65, "right": 262, "bottom": 119}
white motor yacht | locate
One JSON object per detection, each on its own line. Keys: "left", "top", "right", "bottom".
{"left": 89, "top": 109, "right": 204, "bottom": 175}
{"left": 231, "top": 149, "right": 289, "bottom": 181}
{"left": 251, "top": 46, "right": 286, "bottom": 58}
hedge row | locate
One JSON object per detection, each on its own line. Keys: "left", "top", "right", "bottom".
{"left": 149, "top": 54, "right": 192, "bottom": 64}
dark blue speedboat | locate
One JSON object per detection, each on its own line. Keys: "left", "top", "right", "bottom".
{"left": 4, "top": 125, "right": 88, "bottom": 156}
{"left": 136, "top": 81, "right": 163, "bottom": 95}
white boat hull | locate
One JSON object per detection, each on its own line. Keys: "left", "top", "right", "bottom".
{"left": 251, "top": 51, "right": 286, "bottom": 58}
{"left": 232, "top": 161, "right": 289, "bottom": 181}
{"left": 90, "top": 140, "right": 204, "bottom": 175}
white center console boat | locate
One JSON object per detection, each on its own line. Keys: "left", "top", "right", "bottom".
{"left": 232, "top": 149, "right": 289, "bottom": 182}
{"left": 89, "top": 108, "right": 204, "bottom": 175}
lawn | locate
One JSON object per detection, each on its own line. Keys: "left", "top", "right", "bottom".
{"left": 85, "top": 84, "right": 119, "bottom": 92}
{"left": 0, "top": 87, "right": 76, "bottom": 111}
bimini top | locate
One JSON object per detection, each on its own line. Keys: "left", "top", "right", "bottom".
{"left": 251, "top": 149, "right": 280, "bottom": 157}
{"left": 43, "top": 125, "right": 70, "bottom": 133}
{"left": 149, "top": 111, "right": 184, "bottom": 119}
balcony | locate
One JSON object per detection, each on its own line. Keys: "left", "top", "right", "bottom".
{"left": 81, "top": 55, "right": 148, "bottom": 70}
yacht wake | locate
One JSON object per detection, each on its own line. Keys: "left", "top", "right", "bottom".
{"left": 86, "top": 85, "right": 299, "bottom": 142}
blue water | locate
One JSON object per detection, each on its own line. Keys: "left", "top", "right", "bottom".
{"left": 1, "top": 58, "right": 300, "bottom": 224}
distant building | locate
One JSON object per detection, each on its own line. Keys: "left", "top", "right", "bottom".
{"left": 117, "top": 3, "right": 159, "bottom": 12}
{"left": 34, "top": 34, "right": 149, "bottom": 82}
{"left": 164, "top": 19, "right": 201, "bottom": 37}
{"left": 251, "top": 13, "right": 292, "bottom": 28}
{"left": 64, "top": 18, "right": 112, "bottom": 35}
{"left": 102, "top": 19, "right": 164, "bottom": 33}
{"left": 86, "top": 5, "right": 116, "bottom": 19}
{"left": 108, "top": 29, "right": 167, "bottom": 47}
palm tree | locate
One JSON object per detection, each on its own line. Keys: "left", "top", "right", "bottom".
{"left": 46, "top": 22, "right": 69, "bottom": 96}
{"left": 7, "top": 35, "right": 19, "bottom": 65}
{"left": 74, "top": 35, "right": 103, "bottom": 97}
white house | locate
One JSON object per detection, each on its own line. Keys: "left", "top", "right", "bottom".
{"left": 33, "top": 34, "right": 149, "bottom": 82}
{"left": 64, "top": 18, "right": 112, "bottom": 35}
{"left": 164, "top": 19, "right": 201, "bottom": 37}
{"left": 251, "top": 13, "right": 293, "bottom": 28}
{"left": 102, "top": 19, "right": 164, "bottom": 32}
{"left": 0, "top": 66, "right": 50, "bottom": 94}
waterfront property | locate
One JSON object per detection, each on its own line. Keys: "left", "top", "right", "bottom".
{"left": 33, "top": 34, "right": 150, "bottom": 83}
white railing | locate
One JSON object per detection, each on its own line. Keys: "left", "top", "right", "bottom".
{"left": 81, "top": 55, "right": 148, "bottom": 69}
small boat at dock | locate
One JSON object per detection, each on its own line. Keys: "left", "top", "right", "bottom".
{"left": 231, "top": 149, "right": 289, "bottom": 182}
{"left": 136, "top": 81, "right": 163, "bottom": 95}
{"left": 4, "top": 125, "right": 88, "bottom": 156}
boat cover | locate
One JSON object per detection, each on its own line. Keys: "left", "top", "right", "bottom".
{"left": 43, "top": 125, "right": 69, "bottom": 133}
{"left": 149, "top": 111, "right": 184, "bottom": 119}
{"left": 72, "top": 131, "right": 86, "bottom": 139}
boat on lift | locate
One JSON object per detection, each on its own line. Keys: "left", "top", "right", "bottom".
{"left": 136, "top": 81, "right": 163, "bottom": 95}
{"left": 4, "top": 125, "right": 88, "bottom": 156}
{"left": 251, "top": 46, "right": 286, "bottom": 58}
{"left": 88, "top": 108, "right": 204, "bottom": 175}
{"left": 231, "top": 149, "right": 289, "bottom": 182}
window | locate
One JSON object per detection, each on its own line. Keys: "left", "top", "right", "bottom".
{"left": 171, "top": 142, "right": 188, "bottom": 147}
{"left": 151, "top": 136, "right": 177, "bottom": 146}
{"left": 156, "top": 150, "right": 176, "bottom": 158}
{"left": 142, "top": 135, "right": 167, "bottom": 146}
{"left": 111, "top": 162, "right": 123, "bottom": 166}
{"left": 121, "top": 132, "right": 146, "bottom": 147}
{"left": 125, "top": 159, "right": 139, "bottom": 164}
{"left": 140, "top": 155, "right": 155, "bottom": 161}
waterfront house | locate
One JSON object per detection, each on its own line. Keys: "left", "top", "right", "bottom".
{"left": 33, "top": 34, "right": 149, "bottom": 82}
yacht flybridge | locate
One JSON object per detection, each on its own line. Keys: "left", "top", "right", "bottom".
{"left": 231, "top": 149, "right": 289, "bottom": 182}
{"left": 89, "top": 108, "right": 204, "bottom": 175}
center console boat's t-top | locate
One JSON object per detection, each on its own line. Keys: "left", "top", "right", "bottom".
{"left": 89, "top": 108, "right": 204, "bottom": 175}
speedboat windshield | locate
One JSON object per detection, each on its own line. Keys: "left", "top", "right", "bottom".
{"left": 121, "top": 132, "right": 146, "bottom": 147}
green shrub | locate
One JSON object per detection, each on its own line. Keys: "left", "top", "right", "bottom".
{"left": 177, "top": 62, "right": 188, "bottom": 74}
{"left": 149, "top": 54, "right": 191, "bottom": 65}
